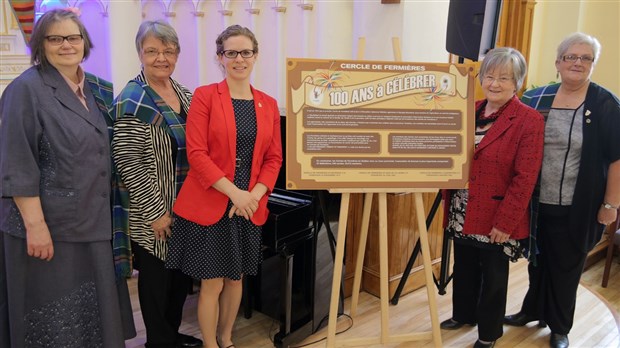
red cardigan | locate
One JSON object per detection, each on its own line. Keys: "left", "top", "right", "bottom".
{"left": 173, "top": 80, "right": 282, "bottom": 226}
{"left": 443, "top": 97, "right": 544, "bottom": 240}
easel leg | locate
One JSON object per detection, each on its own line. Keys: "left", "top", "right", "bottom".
{"left": 326, "top": 193, "right": 350, "bottom": 348}
{"left": 350, "top": 192, "right": 373, "bottom": 317}
{"left": 414, "top": 193, "right": 442, "bottom": 347}
{"left": 378, "top": 192, "right": 390, "bottom": 343}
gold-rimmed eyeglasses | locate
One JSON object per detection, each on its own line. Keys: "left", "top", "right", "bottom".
{"left": 143, "top": 49, "right": 178, "bottom": 59}
{"left": 45, "top": 34, "right": 83, "bottom": 46}
{"left": 483, "top": 75, "right": 513, "bottom": 85}
{"left": 221, "top": 50, "right": 256, "bottom": 59}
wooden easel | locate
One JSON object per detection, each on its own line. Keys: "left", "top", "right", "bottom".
{"left": 324, "top": 38, "right": 442, "bottom": 348}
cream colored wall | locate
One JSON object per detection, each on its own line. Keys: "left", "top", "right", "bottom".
{"left": 528, "top": 0, "right": 620, "bottom": 94}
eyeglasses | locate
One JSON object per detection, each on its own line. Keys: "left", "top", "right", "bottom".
{"left": 45, "top": 34, "right": 83, "bottom": 46}
{"left": 221, "top": 50, "right": 256, "bottom": 59}
{"left": 143, "top": 49, "right": 178, "bottom": 59}
{"left": 483, "top": 75, "right": 513, "bottom": 85}
{"left": 562, "top": 55, "right": 594, "bottom": 64}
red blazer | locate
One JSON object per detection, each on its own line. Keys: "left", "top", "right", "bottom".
{"left": 174, "top": 80, "right": 282, "bottom": 226}
{"left": 443, "top": 97, "right": 544, "bottom": 240}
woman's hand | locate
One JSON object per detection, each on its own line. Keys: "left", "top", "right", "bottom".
{"left": 211, "top": 178, "right": 262, "bottom": 220}
{"left": 598, "top": 205, "right": 618, "bottom": 226}
{"left": 250, "top": 183, "right": 268, "bottom": 202}
{"left": 26, "top": 221, "right": 54, "bottom": 261}
{"left": 229, "top": 189, "right": 259, "bottom": 220}
{"left": 489, "top": 227, "right": 510, "bottom": 244}
{"left": 13, "top": 196, "right": 54, "bottom": 260}
{"left": 151, "top": 212, "right": 173, "bottom": 240}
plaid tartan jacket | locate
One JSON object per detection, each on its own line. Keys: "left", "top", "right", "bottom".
{"left": 109, "top": 72, "right": 192, "bottom": 277}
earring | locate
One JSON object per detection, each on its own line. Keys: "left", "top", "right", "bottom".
{"left": 556, "top": 71, "right": 559, "bottom": 79}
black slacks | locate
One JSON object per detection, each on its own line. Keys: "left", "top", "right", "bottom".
{"left": 452, "top": 241, "right": 510, "bottom": 342}
{"left": 519, "top": 211, "right": 587, "bottom": 335}
{"left": 132, "top": 242, "right": 192, "bottom": 348}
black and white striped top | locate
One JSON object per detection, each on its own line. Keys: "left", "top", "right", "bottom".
{"left": 112, "top": 73, "right": 192, "bottom": 260}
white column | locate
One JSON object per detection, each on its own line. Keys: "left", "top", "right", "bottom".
{"left": 196, "top": 1, "right": 225, "bottom": 86}
{"left": 107, "top": 0, "right": 142, "bottom": 95}
{"left": 300, "top": 2, "right": 314, "bottom": 58}
{"left": 274, "top": 6, "right": 287, "bottom": 104}
{"left": 248, "top": 4, "right": 260, "bottom": 89}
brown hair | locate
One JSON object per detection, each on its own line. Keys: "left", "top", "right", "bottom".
{"left": 29, "top": 9, "right": 93, "bottom": 67}
{"left": 215, "top": 25, "right": 258, "bottom": 55}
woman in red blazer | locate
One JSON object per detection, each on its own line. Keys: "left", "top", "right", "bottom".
{"left": 166, "top": 25, "right": 282, "bottom": 348}
{"left": 439, "top": 47, "right": 544, "bottom": 348}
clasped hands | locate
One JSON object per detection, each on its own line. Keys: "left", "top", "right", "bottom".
{"left": 228, "top": 189, "right": 260, "bottom": 220}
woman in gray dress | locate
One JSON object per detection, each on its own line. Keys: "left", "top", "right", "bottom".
{"left": 0, "top": 9, "right": 134, "bottom": 347}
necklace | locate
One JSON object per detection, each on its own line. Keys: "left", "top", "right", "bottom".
{"left": 476, "top": 98, "right": 512, "bottom": 126}
{"left": 555, "top": 82, "right": 588, "bottom": 108}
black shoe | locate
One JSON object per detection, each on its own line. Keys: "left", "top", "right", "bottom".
{"left": 504, "top": 312, "right": 547, "bottom": 327}
{"left": 176, "top": 333, "right": 203, "bottom": 347}
{"left": 440, "top": 318, "right": 475, "bottom": 330}
{"left": 550, "top": 333, "right": 569, "bottom": 348}
{"left": 473, "top": 339, "right": 495, "bottom": 348}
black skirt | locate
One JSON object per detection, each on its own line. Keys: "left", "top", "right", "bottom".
{"left": 166, "top": 98, "right": 262, "bottom": 280}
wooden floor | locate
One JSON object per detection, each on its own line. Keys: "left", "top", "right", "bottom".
{"left": 125, "top": 254, "right": 620, "bottom": 348}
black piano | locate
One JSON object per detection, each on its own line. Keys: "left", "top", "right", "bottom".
{"left": 243, "top": 115, "right": 342, "bottom": 348}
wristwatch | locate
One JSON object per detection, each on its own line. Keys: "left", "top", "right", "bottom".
{"left": 602, "top": 202, "right": 619, "bottom": 210}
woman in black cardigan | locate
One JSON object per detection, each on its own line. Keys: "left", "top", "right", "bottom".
{"left": 504, "top": 32, "right": 620, "bottom": 348}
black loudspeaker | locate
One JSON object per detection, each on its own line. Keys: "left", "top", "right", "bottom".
{"left": 445, "top": 0, "right": 501, "bottom": 61}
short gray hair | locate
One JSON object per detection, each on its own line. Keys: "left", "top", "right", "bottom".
{"left": 135, "top": 20, "right": 180, "bottom": 55}
{"left": 556, "top": 32, "right": 601, "bottom": 64}
{"left": 479, "top": 47, "right": 527, "bottom": 91}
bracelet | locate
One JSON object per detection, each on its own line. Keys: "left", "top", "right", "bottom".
{"left": 602, "top": 202, "right": 619, "bottom": 210}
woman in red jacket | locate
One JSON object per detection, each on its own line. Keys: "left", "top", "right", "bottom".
{"left": 166, "top": 25, "right": 282, "bottom": 348}
{"left": 439, "top": 47, "right": 544, "bottom": 348}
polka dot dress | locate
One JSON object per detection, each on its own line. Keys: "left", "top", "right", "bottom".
{"left": 166, "top": 99, "right": 262, "bottom": 280}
